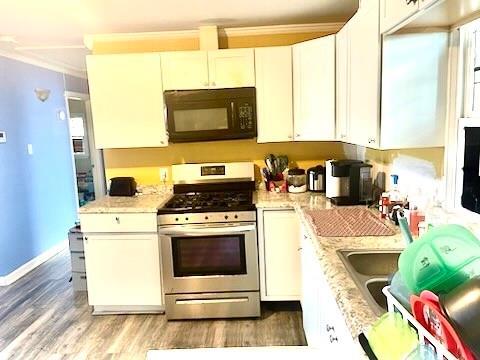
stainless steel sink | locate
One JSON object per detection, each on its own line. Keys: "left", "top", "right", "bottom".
{"left": 337, "top": 250, "right": 402, "bottom": 316}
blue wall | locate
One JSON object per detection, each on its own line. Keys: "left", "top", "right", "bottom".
{"left": 0, "top": 56, "right": 80, "bottom": 276}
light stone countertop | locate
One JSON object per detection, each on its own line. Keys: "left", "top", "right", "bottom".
{"left": 255, "top": 190, "right": 405, "bottom": 339}
{"left": 78, "top": 185, "right": 173, "bottom": 214}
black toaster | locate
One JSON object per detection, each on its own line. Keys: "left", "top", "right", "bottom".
{"left": 109, "top": 177, "right": 137, "bottom": 197}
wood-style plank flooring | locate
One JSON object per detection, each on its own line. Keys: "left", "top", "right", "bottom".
{"left": 0, "top": 250, "right": 306, "bottom": 360}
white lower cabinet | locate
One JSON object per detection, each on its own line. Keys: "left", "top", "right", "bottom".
{"left": 79, "top": 212, "right": 163, "bottom": 312}
{"left": 300, "top": 226, "right": 357, "bottom": 355}
{"left": 258, "top": 209, "right": 301, "bottom": 300}
{"left": 83, "top": 233, "right": 162, "bottom": 308}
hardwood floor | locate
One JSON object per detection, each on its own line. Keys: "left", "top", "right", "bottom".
{"left": 0, "top": 250, "right": 306, "bottom": 360}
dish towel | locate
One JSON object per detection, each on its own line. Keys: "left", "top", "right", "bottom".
{"left": 305, "top": 208, "right": 395, "bottom": 237}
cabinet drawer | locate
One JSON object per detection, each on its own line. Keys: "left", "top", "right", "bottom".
{"left": 72, "top": 272, "right": 87, "bottom": 291}
{"left": 79, "top": 213, "right": 157, "bottom": 233}
{"left": 69, "top": 234, "right": 84, "bottom": 252}
{"left": 71, "top": 252, "right": 86, "bottom": 272}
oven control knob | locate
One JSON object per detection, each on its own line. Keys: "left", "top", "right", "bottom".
{"left": 175, "top": 218, "right": 179, "bottom": 222}
{"left": 234, "top": 215, "right": 238, "bottom": 219}
{"left": 224, "top": 215, "right": 229, "bottom": 220}
{"left": 185, "top": 217, "right": 189, "bottom": 221}
{"left": 204, "top": 216, "right": 209, "bottom": 220}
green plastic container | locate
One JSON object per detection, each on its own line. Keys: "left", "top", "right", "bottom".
{"left": 399, "top": 224, "right": 480, "bottom": 294}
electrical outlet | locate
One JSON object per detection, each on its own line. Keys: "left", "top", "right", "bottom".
{"left": 159, "top": 168, "right": 168, "bottom": 183}
{"left": 27, "top": 144, "right": 33, "bottom": 155}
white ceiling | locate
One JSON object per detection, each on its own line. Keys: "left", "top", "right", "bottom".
{"left": 0, "top": 0, "right": 358, "bottom": 75}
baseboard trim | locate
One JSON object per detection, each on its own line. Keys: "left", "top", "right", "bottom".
{"left": 0, "top": 240, "right": 68, "bottom": 286}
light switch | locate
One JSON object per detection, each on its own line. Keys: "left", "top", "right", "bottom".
{"left": 0, "top": 131, "right": 6, "bottom": 143}
{"left": 27, "top": 144, "right": 33, "bottom": 155}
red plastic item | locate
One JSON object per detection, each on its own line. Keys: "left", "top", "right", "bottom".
{"left": 411, "top": 291, "right": 475, "bottom": 360}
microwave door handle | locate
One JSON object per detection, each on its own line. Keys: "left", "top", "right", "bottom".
{"left": 231, "top": 102, "right": 236, "bottom": 126}
{"left": 158, "top": 224, "right": 256, "bottom": 236}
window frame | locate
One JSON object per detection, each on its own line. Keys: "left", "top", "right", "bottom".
{"left": 445, "top": 20, "right": 480, "bottom": 220}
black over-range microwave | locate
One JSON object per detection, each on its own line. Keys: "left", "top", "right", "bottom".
{"left": 164, "top": 87, "right": 256, "bottom": 143}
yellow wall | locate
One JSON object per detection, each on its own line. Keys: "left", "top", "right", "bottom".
{"left": 92, "top": 31, "right": 446, "bottom": 186}
{"left": 104, "top": 140, "right": 346, "bottom": 184}
{"left": 92, "top": 32, "right": 334, "bottom": 54}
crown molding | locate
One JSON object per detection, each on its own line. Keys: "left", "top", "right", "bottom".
{"left": 83, "top": 22, "right": 344, "bottom": 49}
{"left": 0, "top": 48, "right": 87, "bottom": 79}
{"left": 220, "top": 22, "right": 344, "bottom": 37}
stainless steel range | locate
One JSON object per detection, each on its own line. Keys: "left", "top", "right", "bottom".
{"left": 157, "top": 162, "right": 260, "bottom": 320}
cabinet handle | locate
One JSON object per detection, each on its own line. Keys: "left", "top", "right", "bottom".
{"left": 368, "top": 138, "right": 376, "bottom": 144}
{"left": 326, "top": 324, "right": 335, "bottom": 332}
{"left": 341, "top": 134, "right": 346, "bottom": 139}
{"left": 203, "top": 81, "right": 209, "bottom": 87}
{"left": 211, "top": 81, "right": 216, "bottom": 87}
{"left": 406, "top": 0, "right": 418, "bottom": 4}
{"left": 296, "top": 134, "right": 301, "bottom": 138}
{"left": 115, "top": 216, "right": 120, "bottom": 224}
{"left": 297, "top": 247, "right": 303, "bottom": 251}
{"left": 84, "top": 237, "right": 88, "bottom": 241}
{"left": 288, "top": 135, "right": 293, "bottom": 140}
{"left": 80, "top": 275, "right": 87, "bottom": 280}
{"left": 329, "top": 335, "right": 339, "bottom": 343}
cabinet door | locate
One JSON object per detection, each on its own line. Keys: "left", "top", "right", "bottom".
{"left": 86, "top": 53, "right": 167, "bottom": 149}
{"left": 83, "top": 233, "right": 162, "bottom": 306}
{"left": 293, "top": 35, "right": 336, "bottom": 141}
{"left": 336, "top": 25, "right": 350, "bottom": 142}
{"left": 261, "top": 209, "right": 301, "bottom": 299}
{"left": 207, "top": 49, "right": 255, "bottom": 88}
{"left": 380, "top": 0, "right": 419, "bottom": 33}
{"left": 161, "top": 51, "right": 209, "bottom": 90}
{"left": 255, "top": 47, "right": 294, "bottom": 143}
{"left": 300, "top": 231, "right": 322, "bottom": 347}
{"left": 348, "top": 2, "right": 381, "bottom": 148}
{"left": 380, "top": 32, "right": 448, "bottom": 149}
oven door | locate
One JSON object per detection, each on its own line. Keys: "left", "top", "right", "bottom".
{"left": 159, "top": 222, "right": 259, "bottom": 294}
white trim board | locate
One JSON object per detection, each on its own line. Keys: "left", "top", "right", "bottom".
{"left": 0, "top": 240, "right": 68, "bottom": 286}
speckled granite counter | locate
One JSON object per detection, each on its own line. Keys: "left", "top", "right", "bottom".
{"left": 254, "top": 190, "right": 331, "bottom": 209}
{"left": 78, "top": 186, "right": 173, "bottom": 214}
{"left": 255, "top": 190, "right": 404, "bottom": 339}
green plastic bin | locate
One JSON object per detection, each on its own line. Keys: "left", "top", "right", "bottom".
{"left": 399, "top": 224, "right": 480, "bottom": 294}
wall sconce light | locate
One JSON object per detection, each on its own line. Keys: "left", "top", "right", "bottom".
{"left": 34, "top": 88, "right": 51, "bottom": 102}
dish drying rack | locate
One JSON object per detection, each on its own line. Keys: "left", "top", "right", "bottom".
{"left": 382, "top": 286, "right": 458, "bottom": 360}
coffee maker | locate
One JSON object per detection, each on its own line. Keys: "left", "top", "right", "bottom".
{"left": 326, "top": 160, "right": 373, "bottom": 205}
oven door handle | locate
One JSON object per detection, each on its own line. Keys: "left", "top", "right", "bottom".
{"left": 158, "top": 224, "right": 256, "bottom": 236}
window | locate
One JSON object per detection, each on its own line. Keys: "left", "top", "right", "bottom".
{"left": 69, "top": 116, "right": 88, "bottom": 156}
{"left": 445, "top": 20, "right": 480, "bottom": 216}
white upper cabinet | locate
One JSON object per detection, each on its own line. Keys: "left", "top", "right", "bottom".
{"left": 380, "top": 0, "right": 420, "bottom": 33}
{"left": 207, "top": 49, "right": 255, "bottom": 88}
{"left": 293, "top": 35, "right": 336, "bottom": 142}
{"left": 161, "top": 51, "right": 209, "bottom": 90}
{"left": 336, "top": 24, "right": 350, "bottom": 142}
{"left": 255, "top": 47, "right": 294, "bottom": 143}
{"left": 86, "top": 53, "right": 168, "bottom": 149}
{"left": 348, "top": 1, "right": 381, "bottom": 148}
{"left": 380, "top": 32, "right": 448, "bottom": 149}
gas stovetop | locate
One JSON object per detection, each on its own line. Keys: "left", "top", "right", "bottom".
{"left": 157, "top": 191, "right": 255, "bottom": 214}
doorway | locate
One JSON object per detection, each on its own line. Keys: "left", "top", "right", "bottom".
{"left": 65, "top": 92, "right": 106, "bottom": 209}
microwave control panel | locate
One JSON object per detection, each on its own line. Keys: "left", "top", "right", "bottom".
{"left": 238, "top": 103, "right": 254, "bottom": 130}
